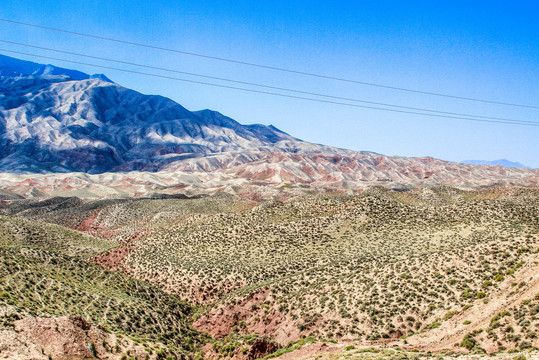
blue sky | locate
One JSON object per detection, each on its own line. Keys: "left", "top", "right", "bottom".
{"left": 1, "top": 0, "right": 538, "bottom": 167}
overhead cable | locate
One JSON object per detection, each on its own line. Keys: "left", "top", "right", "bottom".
{"left": 0, "top": 39, "right": 533, "bottom": 124}
{"left": 1, "top": 49, "right": 538, "bottom": 128}
{"left": 1, "top": 18, "right": 537, "bottom": 110}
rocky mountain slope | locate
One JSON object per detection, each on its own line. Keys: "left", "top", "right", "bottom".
{"left": 0, "top": 53, "right": 112, "bottom": 82}
{"left": 0, "top": 54, "right": 320, "bottom": 174}
{"left": 0, "top": 54, "right": 537, "bottom": 195}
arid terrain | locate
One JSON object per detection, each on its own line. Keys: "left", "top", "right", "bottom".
{"left": 0, "top": 185, "right": 537, "bottom": 359}
{"left": 1, "top": 55, "right": 538, "bottom": 359}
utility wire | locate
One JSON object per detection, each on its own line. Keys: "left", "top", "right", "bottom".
{"left": 1, "top": 39, "right": 534, "bottom": 125}
{"left": 1, "top": 18, "right": 537, "bottom": 110}
{"left": 1, "top": 48, "right": 538, "bottom": 128}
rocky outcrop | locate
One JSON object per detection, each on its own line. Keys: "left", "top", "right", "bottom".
{"left": 0, "top": 315, "right": 155, "bottom": 360}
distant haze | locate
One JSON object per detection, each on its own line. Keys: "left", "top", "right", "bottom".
{"left": 461, "top": 159, "right": 532, "bottom": 169}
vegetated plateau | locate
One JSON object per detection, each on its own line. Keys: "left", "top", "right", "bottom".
{"left": 0, "top": 186, "right": 538, "bottom": 360}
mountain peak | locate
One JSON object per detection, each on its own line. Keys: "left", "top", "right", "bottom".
{"left": 0, "top": 55, "right": 305, "bottom": 173}
{"left": 89, "top": 73, "right": 114, "bottom": 83}
{"left": 0, "top": 53, "right": 113, "bottom": 83}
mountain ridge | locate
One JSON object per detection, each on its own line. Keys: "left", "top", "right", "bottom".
{"left": 0, "top": 53, "right": 537, "bottom": 194}
{"left": 0, "top": 58, "right": 308, "bottom": 173}
{"left": 462, "top": 159, "right": 531, "bottom": 169}
{"left": 0, "top": 53, "right": 112, "bottom": 82}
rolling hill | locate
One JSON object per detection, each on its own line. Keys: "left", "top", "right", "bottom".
{"left": 1, "top": 187, "right": 537, "bottom": 358}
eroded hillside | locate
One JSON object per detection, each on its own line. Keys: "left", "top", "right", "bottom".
{"left": 0, "top": 215, "right": 206, "bottom": 359}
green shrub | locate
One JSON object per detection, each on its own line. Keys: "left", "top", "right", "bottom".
{"left": 460, "top": 333, "right": 476, "bottom": 350}
{"left": 444, "top": 311, "right": 457, "bottom": 320}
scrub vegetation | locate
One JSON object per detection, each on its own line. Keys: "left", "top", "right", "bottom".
{"left": 0, "top": 186, "right": 537, "bottom": 359}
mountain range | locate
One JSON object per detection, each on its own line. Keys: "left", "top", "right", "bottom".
{"left": 462, "top": 159, "right": 531, "bottom": 169}
{"left": 1, "top": 54, "right": 538, "bottom": 360}
{"left": 0, "top": 53, "right": 537, "bottom": 196}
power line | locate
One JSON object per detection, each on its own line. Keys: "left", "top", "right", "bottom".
{"left": 1, "top": 48, "right": 538, "bottom": 128}
{"left": 1, "top": 39, "right": 534, "bottom": 125}
{"left": 1, "top": 18, "right": 537, "bottom": 110}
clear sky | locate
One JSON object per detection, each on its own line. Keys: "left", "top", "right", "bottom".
{"left": 1, "top": 1, "right": 538, "bottom": 167}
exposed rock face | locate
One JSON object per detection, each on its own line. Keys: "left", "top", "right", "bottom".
{"left": 0, "top": 156, "right": 537, "bottom": 200}
{"left": 14, "top": 316, "right": 96, "bottom": 358}
{"left": 0, "top": 315, "right": 156, "bottom": 360}
{"left": 245, "top": 338, "right": 280, "bottom": 360}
